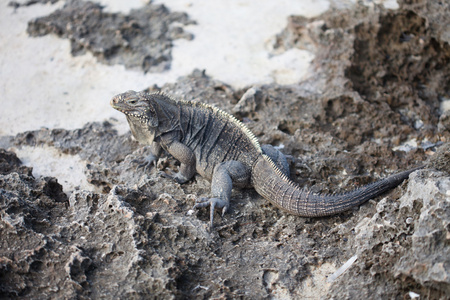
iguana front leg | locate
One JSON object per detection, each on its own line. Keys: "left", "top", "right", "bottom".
{"left": 194, "top": 161, "right": 251, "bottom": 228}
{"left": 163, "top": 140, "right": 196, "bottom": 184}
{"left": 134, "top": 142, "right": 163, "bottom": 172}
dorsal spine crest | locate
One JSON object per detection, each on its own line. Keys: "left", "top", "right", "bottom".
{"left": 262, "top": 154, "right": 297, "bottom": 189}
{"left": 150, "top": 91, "right": 262, "bottom": 154}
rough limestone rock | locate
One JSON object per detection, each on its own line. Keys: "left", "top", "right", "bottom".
{"left": 27, "top": 0, "right": 194, "bottom": 72}
{"left": 327, "top": 170, "right": 449, "bottom": 299}
{"left": 2, "top": 0, "right": 449, "bottom": 298}
{"left": 395, "top": 171, "right": 450, "bottom": 293}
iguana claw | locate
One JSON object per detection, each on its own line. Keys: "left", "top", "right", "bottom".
{"left": 193, "top": 197, "right": 229, "bottom": 228}
{"left": 159, "top": 170, "right": 189, "bottom": 184}
{"left": 132, "top": 154, "right": 157, "bottom": 173}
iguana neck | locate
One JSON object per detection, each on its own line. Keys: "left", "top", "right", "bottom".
{"left": 126, "top": 115, "right": 156, "bottom": 145}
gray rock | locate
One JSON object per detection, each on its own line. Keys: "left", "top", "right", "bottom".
{"left": 26, "top": 0, "right": 194, "bottom": 73}
{"left": 2, "top": 0, "right": 450, "bottom": 298}
{"left": 395, "top": 171, "right": 450, "bottom": 294}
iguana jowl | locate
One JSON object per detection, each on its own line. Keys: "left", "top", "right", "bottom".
{"left": 111, "top": 90, "right": 420, "bottom": 227}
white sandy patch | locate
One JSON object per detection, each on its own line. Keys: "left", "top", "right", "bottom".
{"left": 301, "top": 262, "right": 336, "bottom": 298}
{"left": 0, "top": 2, "right": 172, "bottom": 136}
{"left": 263, "top": 261, "right": 336, "bottom": 298}
{"left": 0, "top": 0, "right": 329, "bottom": 137}
{"left": 95, "top": 0, "right": 148, "bottom": 13}
{"left": 156, "top": 0, "right": 329, "bottom": 87}
{"left": 441, "top": 98, "right": 450, "bottom": 113}
{"left": 11, "top": 145, "right": 94, "bottom": 194}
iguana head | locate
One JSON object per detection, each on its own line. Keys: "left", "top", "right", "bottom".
{"left": 110, "top": 90, "right": 158, "bottom": 127}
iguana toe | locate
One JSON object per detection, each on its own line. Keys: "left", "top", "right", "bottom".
{"left": 159, "top": 170, "right": 189, "bottom": 184}
{"left": 132, "top": 154, "right": 157, "bottom": 173}
{"left": 194, "top": 197, "right": 229, "bottom": 228}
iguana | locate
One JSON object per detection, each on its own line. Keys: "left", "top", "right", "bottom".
{"left": 111, "top": 90, "right": 421, "bottom": 227}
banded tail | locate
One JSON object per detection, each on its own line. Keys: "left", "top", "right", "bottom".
{"left": 251, "top": 155, "right": 422, "bottom": 217}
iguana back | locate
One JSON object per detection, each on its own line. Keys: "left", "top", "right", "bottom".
{"left": 176, "top": 100, "right": 261, "bottom": 181}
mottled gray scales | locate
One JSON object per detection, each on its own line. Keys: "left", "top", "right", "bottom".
{"left": 111, "top": 90, "right": 422, "bottom": 227}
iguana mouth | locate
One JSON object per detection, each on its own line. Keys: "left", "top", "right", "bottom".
{"left": 111, "top": 103, "right": 149, "bottom": 125}
{"left": 124, "top": 112, "right": 149, "bottom": 125}
{"left": 110, "top": 97, "right": 150, "bottom": 125}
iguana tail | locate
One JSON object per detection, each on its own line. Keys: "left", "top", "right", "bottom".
{"left": 251, "top": 155, "right": 422, "bottom": 217}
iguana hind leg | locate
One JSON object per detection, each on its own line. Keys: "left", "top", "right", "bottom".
{"left": 194, "top": 146, "right": 289, "bottom": 227}
{"left": 194, "top": 161, "right": 250, "bottom": 227}
{"left": 261, "top": 145, "right": 289, "bottom": 176}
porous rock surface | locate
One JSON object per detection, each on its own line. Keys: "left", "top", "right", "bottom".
{"left": 1, "top": 1, "right": 449, "bottom": 299}
{"left": 26, "top": 0, "right": 194, "bottom": 72}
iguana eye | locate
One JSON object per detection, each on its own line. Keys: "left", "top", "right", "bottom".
{"left": 128, "top": 99, "right": 137, "bottom": 105}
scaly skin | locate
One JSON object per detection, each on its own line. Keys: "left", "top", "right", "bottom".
{"left": 111, "top": 90, "right": 421, "bottom": 227}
